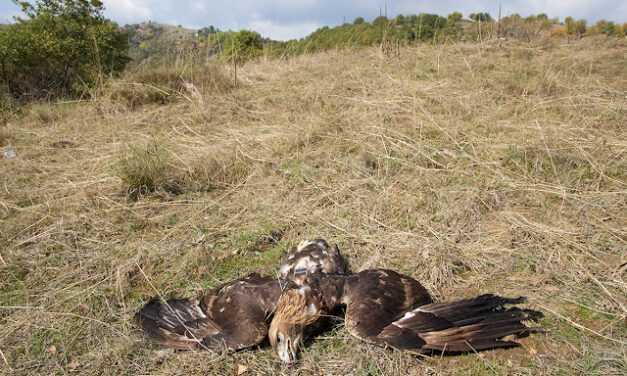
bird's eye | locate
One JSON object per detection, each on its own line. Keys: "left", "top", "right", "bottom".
{"left": 278, "top": 333, "right": 284, "bottom": 342}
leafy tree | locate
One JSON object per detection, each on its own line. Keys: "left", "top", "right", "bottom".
{"left": 447, "top": 12, "right": 463, "bottom": 23}
{"left": 221, "top": 30, "right": 263, "bottom": 64}
{"left": 470, "top": 12, "right": 493, "bottom": 22}
{"left": 574, "top": 19, "right": 587, "bottom": 37}
{"left": 602, "top": 21, "right": 617, "bottom": 36}
{"left": 0, "top": 0, "right": 129, "bottom": 99}
{"left": 198, "top": 25, "right": 218, "bottom": 38}
{"left": 564, "top": 16, "right": 576, "bottom": 36}
{"left": 373, "top": 16, "right": 389, "bottom": 26}
{"left": 445, "top": 12, "right": 463, "bottom": 37}
{"left": 591, "top": 20, "right": 617, "bottom": 36}
{"left": 353, "top": 17, "right": 365, "bottom": 25}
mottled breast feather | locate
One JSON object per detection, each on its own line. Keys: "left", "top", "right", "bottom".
{"left": 279, "top": 239, "right": 349, "bottom": 286}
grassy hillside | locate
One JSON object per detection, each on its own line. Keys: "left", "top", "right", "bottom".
{"left": 1, "top": 37, "right": 626, "bottom": 375}
{"left": 124, "top": 22, "right": 200, "bottom": 65}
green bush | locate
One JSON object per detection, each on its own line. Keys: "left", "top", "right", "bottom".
{"left": 469, "top": 12, "right": 493, "bottom": 22}
{"left": 219, "top": 30, "right": 264, "bottom": 64}
{"left": 116, "top": 141, "right": 250, "bottom": 199}
{"left": 0, "top": 0, "right": 130, "bottom": 100}
{"left": 117, "top": 141, "right": 176, "bottom": 199}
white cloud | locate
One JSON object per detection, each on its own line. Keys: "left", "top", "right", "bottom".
{"left": 248, "top": 20, "right": 322, "bottom": 41}
{"left": 103, "top": 0, "right": 152, "bottom": 23}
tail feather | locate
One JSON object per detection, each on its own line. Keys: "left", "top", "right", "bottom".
{"left": 430, "top": 339, "right": 519, "bottom": 353}
{"left": 136, "top": 297, "right": 220, "bottom": 350}
{"left": 420, "top": 294, "right": 526, "bottom": 324}
{"left": 417, "top": 295, "right": 542, "bottom": 353}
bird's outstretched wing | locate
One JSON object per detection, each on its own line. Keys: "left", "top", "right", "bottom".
{"left": 136, "top": 273, "right": 281, "bottom": 351}
{"left": 343, "top": 269, "right": 433, "bottom": 339}
{"left": 279, "top": 239, "right": 349, "bottom": 285}
{"left": 343, "top": 270, "right": 542, "bottom": 353}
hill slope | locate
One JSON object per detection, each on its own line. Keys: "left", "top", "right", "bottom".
{"left": 1, "top": 38, "right": 626, "bottom": 375}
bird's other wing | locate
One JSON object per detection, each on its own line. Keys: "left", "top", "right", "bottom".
{"left": 362, "top": 294, "right": 543, "bottom": 353}
{"left": 343, "top": 269, "right": 433, "bottom": 340}
{"left": 203, "top": 273, "right": 282, "bottom": 350}
{"left": 136, "top": 297, "right": 220, "bottom": 350}
{"left": 136, "top": 273, "right": 282, "bottom": 351}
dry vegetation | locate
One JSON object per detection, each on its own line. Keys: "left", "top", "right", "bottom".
{"left": 1, "top": 36, "right": 626, "bottom": 375}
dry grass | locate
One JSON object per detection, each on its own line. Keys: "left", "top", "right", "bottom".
{"left": 103, "top": 64, "right": 234, "bottom": 110}
{"left": 1, "top": 37, "right": 626, "bottom": 375}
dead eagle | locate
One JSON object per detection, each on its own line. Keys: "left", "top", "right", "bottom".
{"left": 135, "top": 239, "right": 347, "bottom": 351}
{"left": 269, "top": 269, "right": 543, "bottom": 364}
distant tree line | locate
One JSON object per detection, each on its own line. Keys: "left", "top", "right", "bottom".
{"left": 193, "top": 12, "right": 627, "bottom": 62}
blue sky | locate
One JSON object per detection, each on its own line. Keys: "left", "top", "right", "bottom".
{"left": 2, "top": 1, "right": 626, "bottom": 40}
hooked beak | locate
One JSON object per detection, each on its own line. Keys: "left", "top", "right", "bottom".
{"left": 277, "top": 338, "right": 298, "bottom": 364}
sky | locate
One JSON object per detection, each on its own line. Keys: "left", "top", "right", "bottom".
{"left": 1, "top": 1, "right": 626, "bottom": 40}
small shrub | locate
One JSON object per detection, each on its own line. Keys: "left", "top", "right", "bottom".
{"left": 116, "top": 142, "right": 176, "bottom": 198}
{"left": 116, "top": 143, "right": 249, "bottom": 198}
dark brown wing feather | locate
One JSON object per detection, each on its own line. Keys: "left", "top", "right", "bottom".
{"left": 135, "top": 297, "right": 220, "bottom": 350}
{"left": 343, "top": 271, "right": 542, "bottom": 354}
{"left": 343, "top": 269, "right": 432, "bottom": 339}
{"left": 204, "top": 273, "right": 281, "bottom": 350}
{"left": 414, "top": 296, "right": 543, "bottom": 353}
{"left": 136, "top": 273, "right": 281, "bottom": 351}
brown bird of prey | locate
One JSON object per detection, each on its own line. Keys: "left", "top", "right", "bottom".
{"left": 269, "top": 269, "right": 542, "bottom": 364}
{"left": 136, "top": 239, "right": 348, "bottom": 352}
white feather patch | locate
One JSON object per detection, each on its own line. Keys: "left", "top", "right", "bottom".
{"left": 297, "top": 240, "right": 316, "bottom": 251}
{"left": 298, "top": 286, "right": 311, "bottom": 296}
{"left": 294, "top": 256, "right": 313, "bottom": 271}
{"left": 307, "top": 303, "right": 317, "bottom": 315}
{"left": 279, "top": 263, "right": 291, "bottom": 277}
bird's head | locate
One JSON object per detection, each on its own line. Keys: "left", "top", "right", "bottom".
{"left": 269, "top": 286, "right": 321, "bottom": 364}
